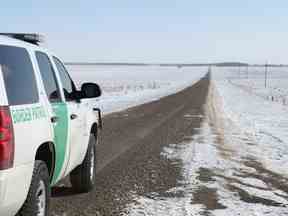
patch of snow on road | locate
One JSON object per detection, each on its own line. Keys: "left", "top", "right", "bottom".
{"left": 124, "top": 120, "right": 216, "bottom": 216}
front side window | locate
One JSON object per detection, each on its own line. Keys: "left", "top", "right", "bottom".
{"left": 36, "top": 52, "right": 61, "bottom": 103}
{"left": 0, "top": 45, "right": 39, "bottom": 105}
{"left": 53, "top": 57, "right": 75, "bottom": 101}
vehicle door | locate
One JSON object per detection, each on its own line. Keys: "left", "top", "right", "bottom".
{"left": 35, "top": 52, "right": 70, "bottom": 184}
{"left": 52, "top": 57, "right": 86, "bottom": 175}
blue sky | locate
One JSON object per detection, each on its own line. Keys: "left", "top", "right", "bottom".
{"left": 2, "top": 0, "right": 288, "bottom": 63}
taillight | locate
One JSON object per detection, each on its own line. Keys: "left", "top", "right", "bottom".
{"left": 0, "top": 106, "right": 14, "bottom": 170}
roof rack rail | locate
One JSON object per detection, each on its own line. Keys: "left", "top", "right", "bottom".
{"left": 0, "top": 33, "right": 44, "bottom": 45}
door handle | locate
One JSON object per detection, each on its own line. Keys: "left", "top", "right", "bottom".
{"left": 70, "top": 114, "right": 78, "bottom": 120}
{"left": 51, "top": 116, "right": 59, "bottom": 123}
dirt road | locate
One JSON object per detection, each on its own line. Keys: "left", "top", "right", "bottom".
{"left": 50, "top": 73, "right": 288, "bottom": 216}
{"left": 50, "top": 73, "right": 209, "bottom": 215}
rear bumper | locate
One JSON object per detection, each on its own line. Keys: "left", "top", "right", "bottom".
{"left": 0, "top": 162, "right": 34, "bottom": 216}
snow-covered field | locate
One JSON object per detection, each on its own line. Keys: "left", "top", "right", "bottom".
{"left": 219, "top": 67, "right": 288, "bottom": 105}
{"left": 213, "top": 67, "right": 288, "bottom": 178}
{"left": 67, "top": 65, "right": 208, "bottom": 114}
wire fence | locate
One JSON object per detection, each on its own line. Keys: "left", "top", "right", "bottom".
{"left": 225, "top": 66, "right": 288, "bottom": 106}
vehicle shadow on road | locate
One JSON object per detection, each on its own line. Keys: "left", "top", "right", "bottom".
{"left": 51, "top": 186, "right": 80, "bottom": 198}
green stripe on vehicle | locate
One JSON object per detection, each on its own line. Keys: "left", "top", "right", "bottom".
{"left": 51, "top": 102, "right": 69, "bottom": 184}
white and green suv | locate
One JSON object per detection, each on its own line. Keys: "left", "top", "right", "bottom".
{"left": 0, "top": 33, "right": 102, "bottom": 216}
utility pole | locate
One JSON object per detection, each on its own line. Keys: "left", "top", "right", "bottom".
{"left": 264, "top": 62, "right": 268, "bottom": 88}
{"left": 238, "top": 66, "right": 241, "bottom": 78}
{"left": 246, "top": 65, "right": 249, "bottom": 79}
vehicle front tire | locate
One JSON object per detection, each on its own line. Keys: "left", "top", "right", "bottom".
{"left": 17, "top": 160, "right": 50, "bottom": 216}
{"left": 70, "top": 134, "right": 96, "bottom": 193}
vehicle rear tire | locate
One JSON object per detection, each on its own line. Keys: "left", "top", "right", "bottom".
{"left": 17, "top": 160, "right": 50, "bottom": 216}
{"left": 70, "top": 134, "right": 96, "bottom": 193}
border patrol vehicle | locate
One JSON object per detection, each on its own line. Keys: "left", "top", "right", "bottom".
{"left": 0, "top": 33, "right": 102, "bottom": 216}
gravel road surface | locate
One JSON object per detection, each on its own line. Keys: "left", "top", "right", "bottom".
{"left": 50, "top": 73, "right": 288, "bottom": 216}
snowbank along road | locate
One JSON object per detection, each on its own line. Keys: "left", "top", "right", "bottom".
{"left": 50, "top": 71, "right": 288, "bottom": 216}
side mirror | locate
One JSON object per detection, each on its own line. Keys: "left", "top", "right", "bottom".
{"left": 81, "top": 83, "right": 102, "bottom": 98}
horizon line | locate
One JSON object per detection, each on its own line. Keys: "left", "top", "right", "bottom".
{"left": 65, "top": 62, "right": 288, "bottom": 67}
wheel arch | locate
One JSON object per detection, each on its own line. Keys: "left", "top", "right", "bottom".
{"left": 35, "top": 141, "right": 56, "bottom": 182}
{"left": 90, "top": 122, "right": 98, "bottom": 137}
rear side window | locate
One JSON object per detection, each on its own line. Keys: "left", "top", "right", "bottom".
{"left": 35, "top": 52, "right": 61, "bottom": 103}
{"left": 53, "top": 57, "right": 75, "bottom": 101}
{"left": 0, "top": 45, "right": 39, "bottom": 105}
